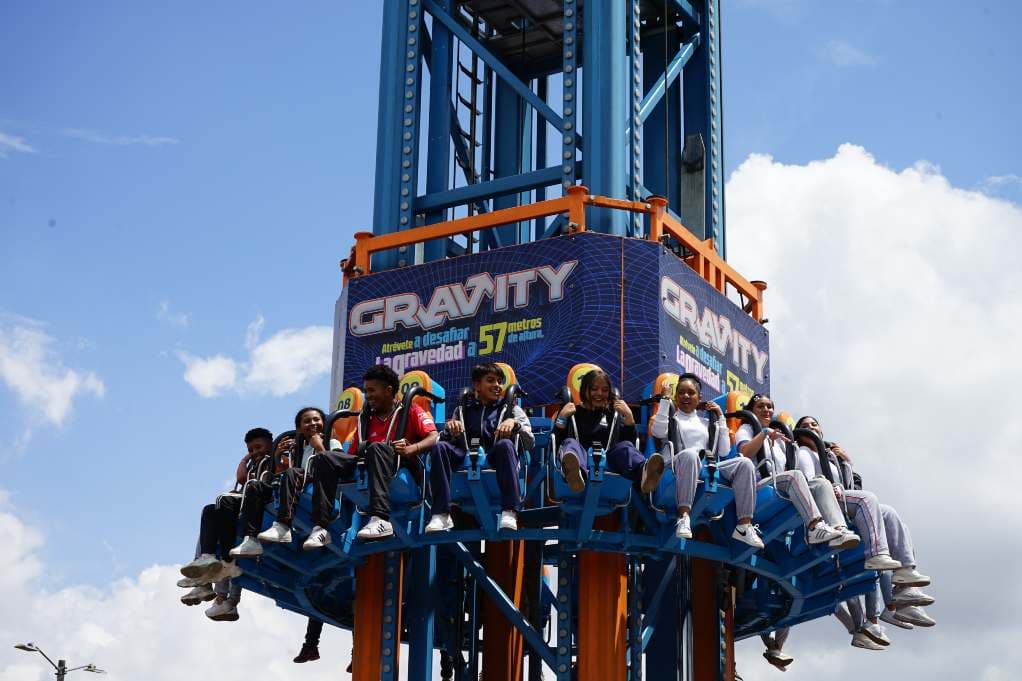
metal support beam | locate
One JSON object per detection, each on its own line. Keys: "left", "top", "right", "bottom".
{"left": 448, "top": 543, "right": 558, "bottom": 670}
{"left": 424, "top": 0, "right": 455, "bottom": 262}
{"left": 415, "top": 166, "right": 562, "bottom": 213}
{"left": 582, "top": 0, "right": 628, "bottom": 235}
{"left": 638, "top": 35, "right": 700, "bottom": 125}
{"left": 423, "top": 0, "right": 579, "bottom": 148}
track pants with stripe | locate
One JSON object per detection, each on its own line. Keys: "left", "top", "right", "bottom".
{"left": 839, "top": 488, "right": 889, "bottom": 558}
{"left": 757, "top": 469, "right": 821, "bottom": 526}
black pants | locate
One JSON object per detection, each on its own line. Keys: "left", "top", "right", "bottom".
{"left": 199, "top": 494, "right": 241, "bottom": 558}
{"left": 305, "top": 450, "right": 359, "bottom": 527}
{"left": 238, "top": 480, "right": 276, "bottom": 537}
{"left": 305, "top": 618, "right": 323, "bottom": 647}
{"left": 364, "top": 442, "right": 423, "bottom": 520}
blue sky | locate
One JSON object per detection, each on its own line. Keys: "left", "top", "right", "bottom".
{"left": 1, "top": 0, "right": 1019, "bottom": 596}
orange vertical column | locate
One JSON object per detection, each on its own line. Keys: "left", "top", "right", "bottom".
{"left": 482, "top": 540, "right": 527, "bottom": 681}
{"left": 690, "top": 553, "right": 733, "bottom": 681}
{"left": 353, "top": 553, "right": 405, "bottom": 681}
{"left": 577, "top": 551, "right": 627, "bottom": 680}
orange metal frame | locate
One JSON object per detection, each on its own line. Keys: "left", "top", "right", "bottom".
{"left": 343, "top": 186, "right": 766, "bottom": 323}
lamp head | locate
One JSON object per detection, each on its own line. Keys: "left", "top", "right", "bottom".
{"left": 14, "top": 643, "right": 39, "bottom": 652}
{"left": 84, "top": 665, "right": 106, "bottom": 674}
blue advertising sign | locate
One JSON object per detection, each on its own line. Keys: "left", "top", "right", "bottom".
{"left": 332, "top": 232, "right": 769, "bottom": 405}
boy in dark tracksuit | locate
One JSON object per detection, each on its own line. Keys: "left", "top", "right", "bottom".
{"left": 425, "top": 362, "right": 534, "bottom": 533}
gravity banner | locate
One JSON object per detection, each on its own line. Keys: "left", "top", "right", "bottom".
{"left": 334, "top": 232, "right": 768, "bottom": 405}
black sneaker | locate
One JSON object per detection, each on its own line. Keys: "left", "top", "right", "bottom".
{"left": 293, "top": 644, "right": 320, "bottom": 663}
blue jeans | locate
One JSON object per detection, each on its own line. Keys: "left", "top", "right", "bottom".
{"left": 429, "top": 439, "right": 520, "bottom": 513}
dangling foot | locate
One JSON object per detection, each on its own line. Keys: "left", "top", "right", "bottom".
{"left": 302, "top": 526, "right": 332, "bottom": 551}
{"left": 863, "top": 554, "right": 902, "bottom": 571}
{"left": 180, "top": 553, "right": 221, "bottom": 579}
{"left": 732, "top": 523, "right": 765, "bottom": 549}
{"left": 807, "top": 521, "right": 843, "bottom": 545}
{"left": 180, "top": 585, "right": 215, "bottom": 606}
{"left": 357, "top": 516, "right": 394, "bottom": 541}
{"left": 674, "top": 513, "right": 692, "bottom": 540}
{"left": 257, "top": 522, "right": 292, "bottom": 544}
{"left": 640, "top": 453, "right": 665, "bottom": 493}
{"left": 293, "top": 644, "right": 320, "bottom": 664}
{"left": 425, "top": 513, "right": 453, "bottom": 533}
{"left": 230, "top": 536, "right": 263, "bottom": 558}
{"left": 561, "top": 453, "right": 585, "bottom": 494}
{"left": 499, "top": 510, "right": 518, "bottom": 531}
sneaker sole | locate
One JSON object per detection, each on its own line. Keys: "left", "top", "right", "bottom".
{"left": 892, "top": 576, "right": 931, "bottom": 587}
{"left": 829, "top": 536, "right": 861, "bottom": 550}
{"left": 358, "top": 530, "right": 394, "bottom": 541}
{"left": 181, "top": 593, "right": 216, "bottom": 606}
{"left": 863, "top": 630, "right": 890, "bottom": 646}
{"left": 230, "top": 548, "right": 262, "bottom": 558}
{"left": 733, "top": 533, "right": 764, "bottom": 550}
{"left": 180, "top": 562, "right": 221, "bottom": 579}
{"left": 893, "top": 595, "right": 935, "bottom": 607}
{"left": 864, "top": 560, "right": 902, "bottom": 571}
{"left": 562, "top": 456, "right": 585, "bottom": 494}
{"left": 763, "top": 654, "right": 793, "bottom": 668}
{"left": 257, "top": 535, "right": 291, "bottom": 544}
{"left": 640, "top": 454, "right": 665, "bottom": 494}
{"left": 881, "top": 617, "right": 913, "bottom": 630}
{"left": 894, "top": 615, "right": 934, "bottom": 628}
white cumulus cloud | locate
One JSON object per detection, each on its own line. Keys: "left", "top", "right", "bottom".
{"left": 0, "top": 131, "right": 35, "bottom": 158}
{"left": 179, "top": 318, "right": 332, "bottom": 398}
{"left": 0, "top": 318, "right": 105, "bottom": 428}
{"left": 726, "top": 144, "right": 1021, "bottom": 679}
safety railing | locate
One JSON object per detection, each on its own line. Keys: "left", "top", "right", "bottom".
{"left": 342, "top": 186, "right": 765, "bottom": 322}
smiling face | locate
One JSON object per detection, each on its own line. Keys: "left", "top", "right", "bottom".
{"left": 750, "top": 396, "right": 774, "bottom": 426}
{"left": 297, "top": 409, "right": 324, "bottom": 438}
{"left": 247, "top": 437, "right": 271, "bottom": 459}
{"left": 674, "top": 378, "right": 701, "bottom": 414}
{"left": 473, "top": 372, "right": 504, "bottom": 405}
{"left": 364, "top": 378, "right": 395, "bottom": 413}
{"left": 583, "top": 374, "right": 612, "bottom": 410}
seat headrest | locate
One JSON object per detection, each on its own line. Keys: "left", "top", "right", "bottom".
{"left": 332, "top": 386, "right": 364, "bottom": 443}
{"left": 493, "top": 362, "right": 517, "bottom": 391}
{"left": 566, "top": 362, "right": 602, "bottom": 404}
{"left": 400, "top": 370, "right": 436, "bottom": 413}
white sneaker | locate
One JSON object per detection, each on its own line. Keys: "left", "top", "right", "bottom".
{"left": 829, "top": 529, "right": 861, "bottom": 550}
{"left": 180, "top": 585, "right": 215, "bottom": 606}
{"left": 894, "top": 605, "right": 935, "bottom": 627}
{"left": 177, "top": 576, "right": 207, "bottom": 588}
{"left": 732, "top": 523, "right": 765, "bottom": 549}
{"left": 180, "top": 553, "right": 221, "bottom": 579}
{"left": 640, "top": 453, "right": 665, "bottom": 493}
{"left": 425, "top": 514, "right": 453, "bottom": 534}
{"left": 807, "top": 521, "right": 843, "bottom": 545}
{"left": 880, "top": 609, "right": 913, "bottom": 630}
{"left": 862, "top": 621, "right": 890, "bottom": 646}
{"left": 763, "top": 648, "right": 793, "bottom": 670}
{"left": 205, "top": 600, "right": 239, "bottom": 622}
{"left": 357, "top": 516, "right": 394, "bottom": 541}
{"left": 892, "top": 566, "right": 931, "bottom": 587}
{"left": 864, "top": 554, "right": 902, "bottom": 571}
{"left": 892, "top": 586, "right": 935, "bottom": 607}
{"left": 561, "top": 454, "right": 585, "bottom": 494}
{"left": 212, "top": 560, "right": 242, "bottom": 581}
{"left": 675, "top": 513, "right": 692, "bottom": 540}
{"left": 257, "top": 522, "right": 292, "bottom": 544}
{"left": 229, "top": 536, "right": 263, "bottom": 558}
{"left": 851, "top": 631, "right": 885, "bottom": 650}
{"left": 499, "top": 510, "right": 518, "bottom": 531}
{"left": 302, "top": 526, "right": 332, "bottom": 551}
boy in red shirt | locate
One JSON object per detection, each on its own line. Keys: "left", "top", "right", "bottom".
{"left": 355, "top": 364, "right": 439, "bottom": 540}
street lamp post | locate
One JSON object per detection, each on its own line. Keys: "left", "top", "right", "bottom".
{"left": 13, "top": 643, "right": 105, "bottom": 679}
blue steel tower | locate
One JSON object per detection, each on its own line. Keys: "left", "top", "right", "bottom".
{"left": 371, "top": 0, "right": 724, "bottom": 268}
{"left": 231, "top": 4, "right": 889, "bottom": 681}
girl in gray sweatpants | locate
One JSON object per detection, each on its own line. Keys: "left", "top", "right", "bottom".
{"left": 649, "top": 373, "right": 758, "bottom": 543}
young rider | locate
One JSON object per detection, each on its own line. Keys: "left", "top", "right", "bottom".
{"left": 649, "top": 373, "right": 758, "bottom": 544}
{"left": 232, "top": 407, "right": 343, "bottom": 554}
{"left": 554, "top": 368, "right": 665, "bottom": 495}
{"left": 737, "top": 394, "right": 846, "bottom": 547}
{"left": 179, "top": 427, "right": 274, "bottom": 617}
{"left": 424, "top": 362, "right": 534, "bottom": 533}
{"left": 355, "top": 364, "right": 439, "bottom": 540}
